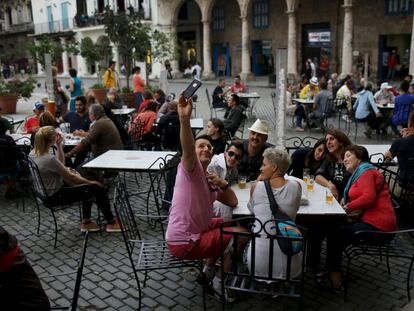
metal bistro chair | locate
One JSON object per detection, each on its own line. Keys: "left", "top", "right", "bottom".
{"left": 206, "top": 88, "right": 226, "bottom": 119}
{"left": 128, "top": 119, "right": 145, "bottom": 150}
{"left": 40, "top": 232, "right": 89, "bottom": 311}
{"left": 285, "top": 136, "right": 320, "bottom": 156}
{"left": 343, "top": 229, "right": 414, "bottom": 302}
{"left": 113, "top": 181, "right": 207, "bottom": 310}
{"left": 219, "top": 217, "right": 307, "bottom": 310}
{"left": 26, "top": 157, "right": 98, "bottom": 248}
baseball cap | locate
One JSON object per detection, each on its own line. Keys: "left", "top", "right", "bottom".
{"left": 33, "top": 101, "right": 45, "bottom": 110}
{"left": 380, "top": 82, "right": 393, "bottom": 90}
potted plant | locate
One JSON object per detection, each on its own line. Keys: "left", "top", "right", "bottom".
{"left": 120, "top": 86, "right": 135, "bottom": 108}
{"left": 89, "top": 83, "right": 107, "bottom": 104}
{"left": 0, "top": 77, "right": 37, "bottom": 114}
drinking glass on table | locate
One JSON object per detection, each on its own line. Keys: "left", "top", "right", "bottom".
{"left": 303, "top": 169, "right": 310, "bottom": 184}
{"left": 307, "top": 175, "right": 315, "bottom": 192}
{"left": 326, "top": 188, "right": 334, "bottom": 204}
{"left": 238, "top": 175, "right": 247, "bottom": 189}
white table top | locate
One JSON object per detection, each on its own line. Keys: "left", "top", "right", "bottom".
{"left": 293, "top": 98, "right": 314, "bottom": 104}
{"left": 376, "top": 103, "right": 394, "bottom": 109}
{"left": 363, "top": 144, "right": 395, "bottom": 163}
{"left": 111, "top": 108, "right": 136, "bottom": 115}
{"left": 232, "top": 176, "right": 345, "bottom": 216}
{"left": 82, "top": 150, "right": 177, "bottom": 171}
{"left": 237, "top": 92, "right": 260, "bottom": 99}
{"left": 10, "top": 133, "right": 82, "bottom": 146}
{"left": 190, "top": 118, "right": 203, "bottom": 129}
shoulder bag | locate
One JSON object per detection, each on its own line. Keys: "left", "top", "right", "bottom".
{"left": 264, "top": 180, "right": 303, "bottom": 256}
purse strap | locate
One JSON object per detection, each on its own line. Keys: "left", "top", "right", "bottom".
{"left": 263, "top": 180, "right": 293, "bottom": 223}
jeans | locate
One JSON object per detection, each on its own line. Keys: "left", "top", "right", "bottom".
{"left": 48, "top": 184, "right": 115, "bottom": 223}
{"left": 295, "top": 104, "right": 306, "bottom": 128}
{"left": 134, "top": 92, "right": 143, "bottom": 111}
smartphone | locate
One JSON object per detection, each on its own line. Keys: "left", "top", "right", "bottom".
{"left": 183, "top": 79, "right": 202, "bottom": 98}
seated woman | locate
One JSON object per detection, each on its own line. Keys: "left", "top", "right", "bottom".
{"left": 207, "top": 140, "right": 243, "bottom": 220}
{"left": 206, "top": 118, "right": 226, "bottom": 155}
{"left": 326, "top": 145, "right": 398, "bottom": 289}
{"left": 246, "top": 148, "right": 302, "bottom": 279}
{"left": 290, "top": 138, "right": 327, "bottom": 179}
{"left": 30, "top": 126, "right": 121, "bottom": 232}
{"left": 128, "top": 102, "right": 159, "bottom": 149}
{"left": 157, "top": 101, "right": 180, "bottom": 151}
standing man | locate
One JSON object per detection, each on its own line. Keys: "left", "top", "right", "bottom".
{"left": 103, "top": 60, "right": 118, "bottom": 90}
{"left": 166, "top": 94, "right": 246, "bottom": 298}
{"left": 133, "top": 66, "right": 145, "bottom": 111}
{"left": 238, "top": 119, "right": 272, "bottom": 181}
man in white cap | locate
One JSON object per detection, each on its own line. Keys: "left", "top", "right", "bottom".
{"left": 238, "top": 119, "right": 272, "bottom": 181}
{"left": 374, "top": 82, "right": 395, "bottom": 106}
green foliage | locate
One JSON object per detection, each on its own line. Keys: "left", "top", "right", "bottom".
{"left": 121, "top": 86, "right": 133, "bottom": 93}
{"left": 80, "top": 37, "right": 103, "bottom": 66}
{"left": 90, "top": 83, "right": 105, "bottom": 89}
{"left": 151, "top": 31, "right": 178, "bottom": 65}
{"left": 0, "top": 77, "right": 37, "bottom": 99}
{"left": 26, "top": 37, "right": 64, "bottom": 67}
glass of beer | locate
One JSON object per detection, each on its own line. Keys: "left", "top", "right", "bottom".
{"left": 307, "top": 176, "right": 314, "bottom": 192}
{"left": 326, "top": 189, "right": 334, "bottom": 204}
{"left": 238, "top": 175, "right": 247, "bottom": 189}
{"left": 303, "top": 169, "right": 310, "bottom": 184}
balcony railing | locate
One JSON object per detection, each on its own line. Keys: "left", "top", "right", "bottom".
{"left": 34, "top": 19, "right": 74, "bottom": 35}
{"left": 73, "top": 7, "right": 151, "bottom": 29}
{"left": 1, "top": 22, "right": 34, "bottom": 34}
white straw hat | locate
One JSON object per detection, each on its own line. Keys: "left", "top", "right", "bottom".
{"left": 248, "top": 119, "right": 269, "bottom": 135}
{"left": 310, "top": 77, "right": 319, "bottom": 86}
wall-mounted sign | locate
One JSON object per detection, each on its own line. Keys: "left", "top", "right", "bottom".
{"left": 308, "top": 31, "right": 331, "bottom": 43}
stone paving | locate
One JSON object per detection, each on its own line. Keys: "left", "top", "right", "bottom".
{"left": 2, "top": 78, "right": 413, "bottom": 310}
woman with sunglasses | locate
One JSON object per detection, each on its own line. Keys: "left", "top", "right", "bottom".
{"left": 207, "top": 140, "right": 244, "bottom": 219}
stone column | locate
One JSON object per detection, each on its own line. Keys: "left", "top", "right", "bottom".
{"left": 61, "top": 38, "right": 69, "bottom": 76}
{"left": 340, "top": 0, "right": 353, "bottom": 78}
{"left": 286, "top": 0, "right": 298, "bottom": 81}
{"left": 34, "top": 39, "right": 44, "bottom": 75}
{"left": 409, "top": 15, "right": 414, "bottom": 75}
{"left": 202, "top": 20, "right": 214, "bottom": 80}
{"left": 240, "top": 15, "right": 253, "bottom": 81}
{"left": 169, "top": 25, "right": 182, "bottom": 78}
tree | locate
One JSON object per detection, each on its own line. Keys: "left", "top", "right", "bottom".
{"left": 27, "top": 36, "right": 64, "bottom": 68}
{"left": 79, "top": 37, "right": 111, "bottom": 81}
{"left": 102, "top": 6, "right": 174, "bottom": 88}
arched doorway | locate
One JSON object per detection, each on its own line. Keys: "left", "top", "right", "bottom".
{"left": 176, "top": 1, "right": 202, "bottom": 72}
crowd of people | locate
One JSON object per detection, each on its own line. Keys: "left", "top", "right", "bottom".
{"left": 1, "top": 65, "right": 413, "bottom": 307}
{"left": 287, "top": 72, "right": 414, "bottom": 136}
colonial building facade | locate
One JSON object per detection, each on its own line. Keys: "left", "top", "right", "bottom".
{"left": 27, "top": 0, "right": 414, "bottom": 81}
{"left": 0, "top": 0, "right": 34, "bottom": 71}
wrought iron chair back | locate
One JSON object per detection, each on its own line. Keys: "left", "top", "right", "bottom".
{"left": 285, "top": 136, "right": 320, "bottom": 155}
{"left": 220, "top": 217, "right": 307, "bottom": 309}
{"left": 206, "top": 88, "right": 225, "bottom": 119}
{"left": 128, "top": 119, "right": 145, "bottom": 149}
{"left": 113, "top": 180, "right": 207, "bottom": 310}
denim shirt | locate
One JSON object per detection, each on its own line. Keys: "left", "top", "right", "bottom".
{"left": 354, "top": 90, "right": 379, "bottom": 119}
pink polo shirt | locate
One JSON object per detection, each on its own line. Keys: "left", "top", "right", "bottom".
{"left": 166, "top": 161, "right": 218, "bottom": 244}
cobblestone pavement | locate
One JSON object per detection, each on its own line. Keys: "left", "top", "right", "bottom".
{"left": 2, "top": 78, "right": 412, "bottom": 310}
{"left": 1, "top": 169, "right": 414, "bottom": 310}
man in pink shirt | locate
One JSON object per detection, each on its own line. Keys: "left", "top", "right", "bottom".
{"left": 166, "top": 93, "right": 246, "bottom": 297}
{"left": 229, "top": 75, "right": 247, "bottom": 94}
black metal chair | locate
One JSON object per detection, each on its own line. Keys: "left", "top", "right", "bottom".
{"left": 113, "top": 181, "right": 207, "bottom": 310}
{"left": 285, "top": 136, "right": 320, "bottom": 155}
{"left": 128, "top": 119, "right": 145, "bottom": 150}
{"left": 206, "top": 88, "right": 226, "bottom": 119}
{"left": 219, "top": 217, "right": 307, "bottom": 310}
{"left": 26, "top": 157, "right": 97, "bottom": 248}
{"left": 41, "top": 232, "right": 89, "bottom": 311}
{"left": 343, "top": 229, "right": 414, "bottom": 302}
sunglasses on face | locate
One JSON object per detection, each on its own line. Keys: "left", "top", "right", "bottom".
{"left": 227, "top": 151, "right": 242, "bottom": 161}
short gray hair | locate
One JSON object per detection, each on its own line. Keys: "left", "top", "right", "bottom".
{"left": 263, "top": 148, "right": 291, "bottom": 175}
{"left": 89, "top": 103, "right": 105, "bottom": 118}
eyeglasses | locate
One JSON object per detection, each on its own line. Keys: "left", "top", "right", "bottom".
{"left": 227, "top": 151, "right": 242, "bottom": 161}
